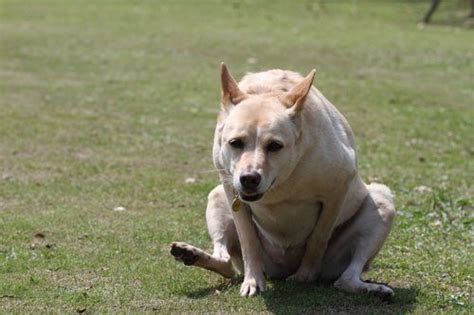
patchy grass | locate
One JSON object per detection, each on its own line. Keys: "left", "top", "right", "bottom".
{"left": 0, "top": 0, "right": 472, "bottom": 313}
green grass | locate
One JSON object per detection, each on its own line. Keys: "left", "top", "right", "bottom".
{"left": 1, "top": 0, "right": 473, "bottom": 313}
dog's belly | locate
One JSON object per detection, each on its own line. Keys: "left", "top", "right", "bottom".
{"left": 257, "top": 228, "right": 306, "bottom": 278}
{"left": 251, "top": 200, "right": 322, "bottom": 278}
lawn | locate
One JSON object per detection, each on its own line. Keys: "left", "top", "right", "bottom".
{"left": 0, "top": 0, "right": 473, "bottom": 313}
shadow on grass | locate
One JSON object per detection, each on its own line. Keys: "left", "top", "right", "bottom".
{"left": 186, "top": 277, "right": 242, "bottom": 299}
{"left": 187, "top": 278, "right": 419, "bottom": 313}
{"left": 262, "top": 280, "right": 419, "bottom": 314}
{"left": 421, "top": 17, "right": 474, "bottom": 28}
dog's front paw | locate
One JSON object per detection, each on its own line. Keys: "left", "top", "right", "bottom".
{"left": 287, "top": 265, "right": 318, "bottom": 282}
{"left": 240, "top": 272, "right": 265, "bottom": 297}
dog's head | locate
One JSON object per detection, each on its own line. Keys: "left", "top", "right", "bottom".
{"left": 216, "top": 63, "right": 315, "bottom": 202}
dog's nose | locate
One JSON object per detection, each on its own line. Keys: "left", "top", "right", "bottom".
{"left": 240, "top": 172, "right": 261, "bottom": 191}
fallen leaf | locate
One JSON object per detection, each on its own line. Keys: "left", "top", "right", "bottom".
{"left": 34, "top": 232, "right": 45, "bottom": 239}
{"left": 414, "top": 185, "right": 432, "bottom": 194}
{"left": 185, "top": 177, "right": 196, "bottom": 184}
{"left": 45, "top": 243, "right": 56, "bottom": 249}
{"left": 246, "top": 57, "right": 258, "bottom": 64}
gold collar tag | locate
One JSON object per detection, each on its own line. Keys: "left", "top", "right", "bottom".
{"left": 232, "top": 197, "right": 242, "bottom": 212}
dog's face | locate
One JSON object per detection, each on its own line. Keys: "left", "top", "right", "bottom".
{"left": 217, "top": 64, "right": 315, "bottom": 202}
{"left": 221, "top": 97, "right": 299, "bottom": 201}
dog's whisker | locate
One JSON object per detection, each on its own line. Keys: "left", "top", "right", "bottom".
{"left": 221, "top": 179, "right": 233, "bottom": 185}
{"left": 197, "top": 169, "right": 222, "bottom": 173}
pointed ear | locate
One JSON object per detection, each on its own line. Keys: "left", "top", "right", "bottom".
{"left": 220, "top": 62, "right": 247, "bottom": 111}
{"left": 282, "top": 69, "right": 316, "bottom": 113}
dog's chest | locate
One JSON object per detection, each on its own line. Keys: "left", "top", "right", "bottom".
{"left": 251, "top": 200, "right": 322, "bottom": 249}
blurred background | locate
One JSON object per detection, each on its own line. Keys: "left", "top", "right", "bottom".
{"left": 1, "top": 1, "right": 472, "bottom": 313}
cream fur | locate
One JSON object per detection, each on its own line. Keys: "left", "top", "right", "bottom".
{"left": 170, "top": 65, "right": 395, "bottom": 299}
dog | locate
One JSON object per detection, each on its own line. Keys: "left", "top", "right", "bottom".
{"left": 170, "top": 63, "right": 395, "bottom": 299}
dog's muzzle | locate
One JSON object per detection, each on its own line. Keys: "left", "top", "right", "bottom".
{"left": 238, "top": 171, "right": 263, "bottom": 201}
{"left": 239, "top": 192, "right": 263, "bottom": 202}
{"left": 239, "top": 172, "right": 261, "bottom": 190}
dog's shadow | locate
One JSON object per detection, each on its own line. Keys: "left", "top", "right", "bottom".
{"left": 261, "top": 280, "right": 419, "bottom": 314}
{"left": 186, "top": 277, "right": 242, "bottom": 299}
{"left": 187, "top": 278, "right": 419, "bottom": 313}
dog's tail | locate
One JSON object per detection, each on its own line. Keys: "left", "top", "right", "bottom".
{"left": 366, "top": 182, "right": 396, "bottom": 221}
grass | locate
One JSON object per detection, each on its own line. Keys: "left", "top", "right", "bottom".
{"left": 1, "top": 0, "right": 473, "bottom": 313}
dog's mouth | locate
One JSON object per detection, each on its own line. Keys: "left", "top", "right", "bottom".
{"left": 239, "top": 192, "right": 263, "bottom": 202}
{"left": 237, "top": 178, "right": 275, "bottom": 203}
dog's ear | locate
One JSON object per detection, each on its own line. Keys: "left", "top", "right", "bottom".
{"left": 220, "top": 62, "right": 247, "bottom": 111}
{"left": 282, "top": 69, "right": 316, "bottom": 114}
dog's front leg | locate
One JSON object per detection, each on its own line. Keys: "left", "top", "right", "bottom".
{"left": 289, "top": 190, "right": 349, "bottom": 282}
{"left": 223, "top": 184, "right": 265, "bottom": 296}
{"left": 233, "top": 207, "right": 266, "bottom": 296}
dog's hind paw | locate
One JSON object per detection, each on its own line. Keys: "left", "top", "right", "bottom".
{"left": 334, "top": 277, "right": 394, "bottom": 302}
{"left": 170, "top": 242, "right": 199, "bottom": 265}
{"left": 364, "top": 281, "right": 394, "bottom": 302}
{"left": 287, "top": 265, "right": 318, "bottom": 282}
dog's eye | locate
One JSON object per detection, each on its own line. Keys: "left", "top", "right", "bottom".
{"left": 229, "top": 139, "right": 244, "bottom": 149}
{"left": 266, "top": 141, "right": 283, "bottom": 152}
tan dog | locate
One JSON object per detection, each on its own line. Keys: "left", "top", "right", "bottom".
{"left": 170, "top": 63, "right": 395, "bottom": 299}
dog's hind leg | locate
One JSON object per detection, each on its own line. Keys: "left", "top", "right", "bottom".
{"left": 170, "top": 185, "right": 241, "bottom": 278}
{"left": 322, "top": 183, "right": 396, "bottom": 300}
